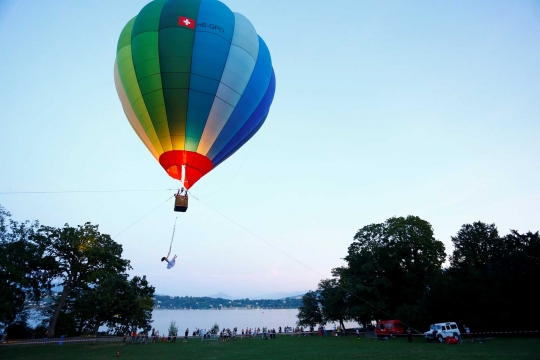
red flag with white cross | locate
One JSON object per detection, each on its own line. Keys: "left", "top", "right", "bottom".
{"left": 178, "top": 16, "right": 196, "bottom": 30}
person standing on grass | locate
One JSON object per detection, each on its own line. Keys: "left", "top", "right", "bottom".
{"left": 464, "top": 325, "right": 473, "bottom": 342}
{"left": 356, "top": 328, "right": 360, "bottom": 338}
{"left": 407, "top": 328, "right": 412, "bottom": 343}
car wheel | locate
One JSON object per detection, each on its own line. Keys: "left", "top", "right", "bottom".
{"left": 438, "top": 335, "right": 444, "bottom": 343}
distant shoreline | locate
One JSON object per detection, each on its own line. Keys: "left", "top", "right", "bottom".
{"left": 152, "top": 308, "right": 299, "bottom": 310}
{"left": 153, "top": 295, "right": 303, "bottom": 311}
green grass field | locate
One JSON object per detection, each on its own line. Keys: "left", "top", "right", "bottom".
{"left": 2, "top": 336, "right": 539, "bottom": 360}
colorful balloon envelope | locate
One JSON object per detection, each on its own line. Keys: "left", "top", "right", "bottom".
{"left": 115, "top": 0, "right": 276, "bottom": 189}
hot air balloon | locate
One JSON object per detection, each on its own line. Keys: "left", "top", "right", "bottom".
{"left": 114, "top": 0, "right": 276, "bottom": 211}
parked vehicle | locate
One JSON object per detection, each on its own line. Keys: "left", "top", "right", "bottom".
{"left": 375, "top": 320, "right": 405, "bottom": 337}
{"left": 424, "top": 322, "right": 461, "bottom": 343}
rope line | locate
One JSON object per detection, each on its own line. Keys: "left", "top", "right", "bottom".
{"left": 188, "top": 191, "right": 422, "bottom": 333}
{"left": 167, "top": 217, "right": 178, "bottom": 257}
{"left": 113, "top": 195, "right": 175, "bottom": 240}
{"left": 191, "top": 141, "right": 255, "bottom": 198}
{"left": 0, "top": 189, "right": 175, "bottom": 195}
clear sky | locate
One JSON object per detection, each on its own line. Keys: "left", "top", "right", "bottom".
{"left": 1, "top": 0, "right": 539, "bottom": 299}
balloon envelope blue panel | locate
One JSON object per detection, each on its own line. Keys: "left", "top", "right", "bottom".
{"left": 212, "top": 69, "right": 276, "bottom": 167}
{"left": 206, "top": 36, "right": 273, "bottom": 161}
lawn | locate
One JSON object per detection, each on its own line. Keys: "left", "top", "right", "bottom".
{"left": 1, "top": 335, "right": 539, "bottom": 360}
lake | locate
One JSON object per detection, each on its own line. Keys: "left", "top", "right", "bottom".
{"left": 29, "top": 308, "right": 359, "bottom": 335}
{"left": 149, "top": 309, "right": 360, "bottom": 335}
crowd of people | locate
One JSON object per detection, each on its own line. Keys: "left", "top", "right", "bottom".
{"left": 133, "top": 322, "right": 481, "bottom": 344}
{"left": 125, "top": 324, "right": 339, "bottom": 344}
{"left": 125, "top": 329, "right": 179, "bottom": 344}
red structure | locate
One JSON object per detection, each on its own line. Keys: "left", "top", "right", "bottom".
{"left": 375, "top": 320, "right": 406, "bottom": 336}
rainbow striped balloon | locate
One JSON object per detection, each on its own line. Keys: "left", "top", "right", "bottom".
{"left": 115, "top": 0, "right": 276, "bottom": 189}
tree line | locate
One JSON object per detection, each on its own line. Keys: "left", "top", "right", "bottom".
{"left": 0, "top": 205, "right": 155, "bottom": 338}
{"left": 297, "top": 216, "right": 539, "bottom": 332}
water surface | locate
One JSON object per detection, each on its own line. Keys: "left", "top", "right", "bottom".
{"left": 149, "top": 309, "right": 359, "bottom": 335}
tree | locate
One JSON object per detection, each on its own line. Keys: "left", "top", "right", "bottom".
{"left": 72, "top": 274, "right": 154, "bottom": 335}
{"left": 318, "top": 279, "right": 352, "bottom": 330}
{"left": 332, "top": 223, "right": 391, "bottom": 327}
{"left": 0, "top": 205, "right": 52, "bottom": 331}
{"left": 32, "top": 222, "right": 130, "bottom": 337}
{"left": 450, "top": 222, "right": 499, "bottom": 270}
{"left": 297, "top": 291, "right": 324, "bottom": 327}
{"left": 1, "top": 206, "right": 29, "bottom": 329}
{"left": 327, "top": 216, "right": 445, "bottom": 330}
{"left": 168, "top": 321, "right": 179, "bottom": 337}
{"left": 442, "top": 223, "right": 540, "bottom": 331}
{"left": 498, "top": 230, "right": 540, "bottom": 330}
{"left": 444, "top": 222, "right": 501, "bottom": 330}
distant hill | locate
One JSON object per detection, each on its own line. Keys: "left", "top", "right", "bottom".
{"left": 208, "top": 292, "right": 234, "bottom": 300}
{"left": 253, "top": 291, "right": 308, "bottom": 300}
{"left": 206, "top": 291, "right": 308, "bottom": 300}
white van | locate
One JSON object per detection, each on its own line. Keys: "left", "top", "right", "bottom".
{"left": 424, "top": 322, "right": 461, "bottom": 343}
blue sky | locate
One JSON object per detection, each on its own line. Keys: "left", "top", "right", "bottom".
{"left": 0, "top": 0, "right": 539, "bottom": 298}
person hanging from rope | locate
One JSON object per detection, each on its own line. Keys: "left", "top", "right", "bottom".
{"left": 161, "top": 254, "right": 177, "bottom": 269}
{"left": 161, "top": 217, "right": 178, "bottom": 269}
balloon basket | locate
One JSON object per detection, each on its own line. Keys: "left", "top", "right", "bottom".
{"left": 174, "top": 195, "right": 188, "bottom": 212}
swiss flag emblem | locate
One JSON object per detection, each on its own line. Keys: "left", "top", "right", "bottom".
{"left": 178, "top": 16, "right": 195, "bottom": 30}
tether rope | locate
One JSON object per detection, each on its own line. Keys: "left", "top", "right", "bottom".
{"left": 167, "top": 217, "right": 178, "bottom": 257}
{"left": 187, "top": 190, "right": 422, "bottom": 333}
{"left": 0, "top": 189, "right": 175, "bottom": 195}
{"left": 190, "top": 141, "right": 254, "bottom": 198}
{"left": 2, "top": 182, "right": 420, "bottom": 331}
{"left": 113, "top": 195, "right": 174, "bottom": 239}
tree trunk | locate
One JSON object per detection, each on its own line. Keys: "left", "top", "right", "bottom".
{"left": 93, "top": 322, "right": 101, "bottom": 337}
{"left": 340, "top": 319, "right": 346, "bottom": 333}
{"left": 48, "top": 285, "right": 71, "bottom": 337}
